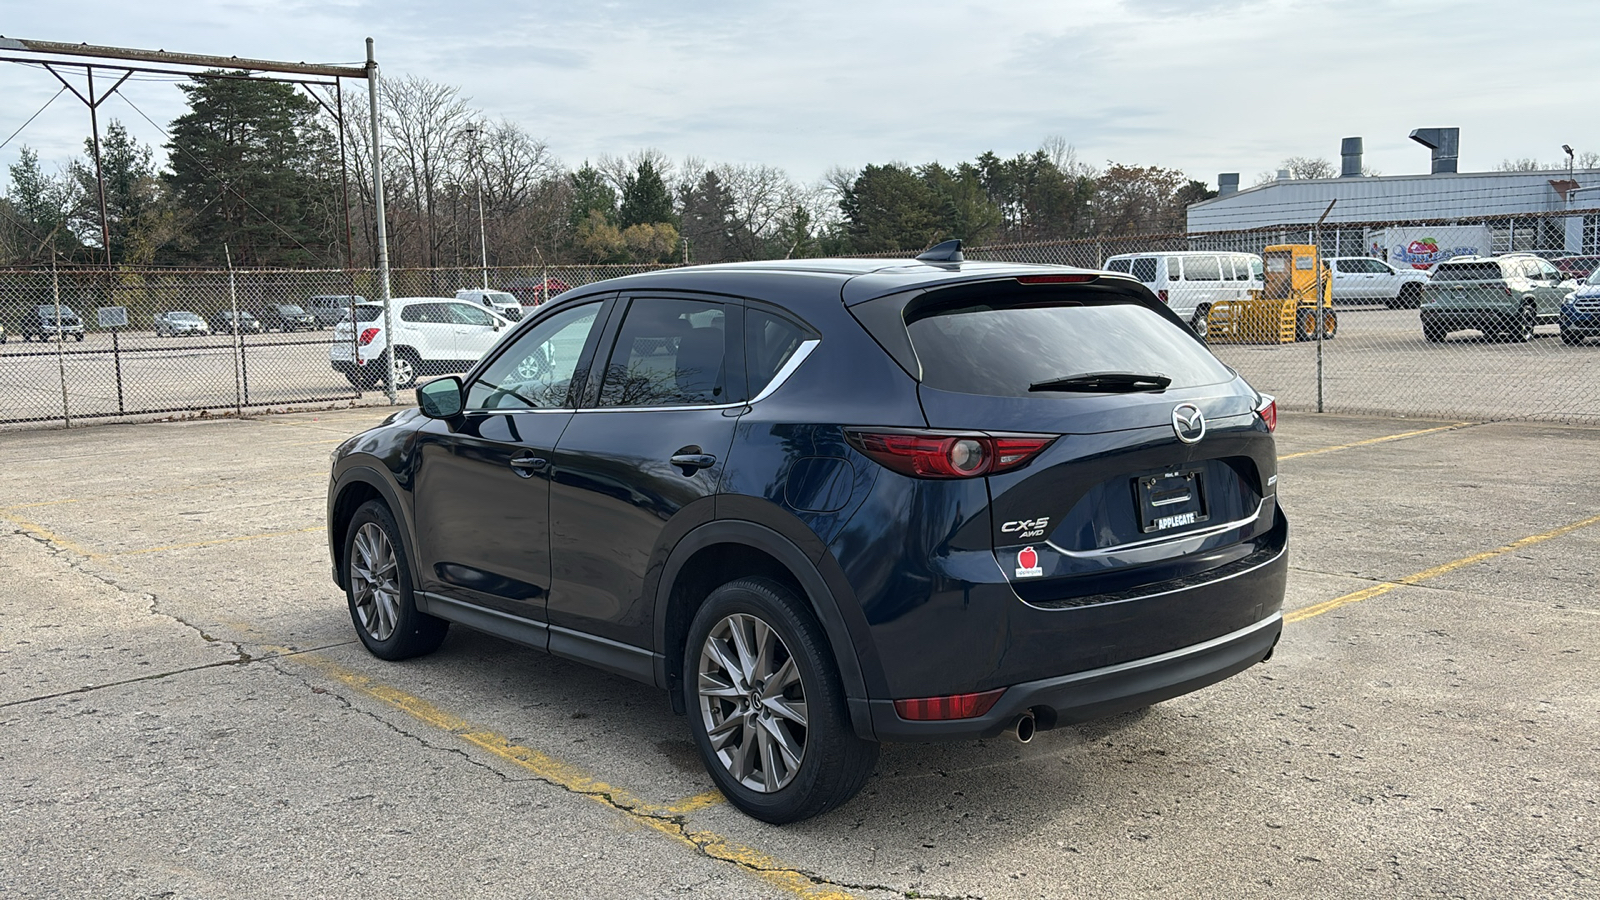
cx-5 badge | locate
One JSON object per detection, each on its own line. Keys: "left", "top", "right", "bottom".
{"left": 1172, "top": 403, "right": 1205, "bottom": 444}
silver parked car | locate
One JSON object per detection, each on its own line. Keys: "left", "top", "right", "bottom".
{"left": 154, "top": 311, "right": 210, "bottom": 337}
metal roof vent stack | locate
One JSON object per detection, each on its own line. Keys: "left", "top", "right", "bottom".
{"left": 1218, "top": 173, "right": 1239, "bottom": 196}
{"left": 1340, "top": 137, "right": 1363, "bottom": 177}
{"left": 1410, "top": 128, "right": 1460, "bottom": 174}
{"left": 1276, "top": 169, "right": 1292, "bottom": 182}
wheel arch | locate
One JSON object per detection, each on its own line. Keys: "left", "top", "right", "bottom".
{"left": 653, "top": 519, "right": 879, "bottom": 740}
{"left": 328, "top": 464, "right": 415, "bottom": 593}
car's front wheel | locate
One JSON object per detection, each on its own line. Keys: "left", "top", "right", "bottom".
{"left": 684, "top": 577, "right": 878, "bottom": 824}
{"left": 1512, "top": 302, "right": 1535, "bottom": 343}
{"left": 343, "top": 500, "right": 448, "bottom": 660}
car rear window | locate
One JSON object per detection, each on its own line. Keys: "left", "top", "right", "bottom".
{"left": 350, "top": 305, "right": 384, "bottom": 323}
{"left": 905, "top": 295, "right": 1234, "bottom": 398}
{"left": 1432, "top": 263, "right": 1503, "bottom": 281}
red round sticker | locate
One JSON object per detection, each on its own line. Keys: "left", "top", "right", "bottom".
{"left": 1017, "top": 547, "right": 1038, "bottom": 570}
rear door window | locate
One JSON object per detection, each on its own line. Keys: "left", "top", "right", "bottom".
{"left": 1130, "top": 258, "right": 1158, "bottom": 282}
{"left": 906, "top": 295, "right": 1234, "bottom": 398}
{"left": 598, "top": 297, "right": 730, "bottom": 407}
{"left": 350, "top": 305, "right": 384, "bottom": 323}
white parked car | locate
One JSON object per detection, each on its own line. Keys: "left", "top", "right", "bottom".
{"left": 330, "top": 298, "right": 511, "bottom": 389}
{"left": 1326, "top": 257, "right": 1431, "bottom": 309}
{"left": 1101, "top": 251, "right": 1263, "bottom": 337}
{"left": 455, "top": 288, "right": 524, "bottom": 321}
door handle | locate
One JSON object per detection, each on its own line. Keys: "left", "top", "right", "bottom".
{"left": 509, "top": 453, "right": 548, "bottom": 477}
{"left": 669, "top": 453, "right": 717, "bottom": 476}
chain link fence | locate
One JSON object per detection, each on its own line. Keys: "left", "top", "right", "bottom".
{"left": 0, "top": 263, "right": 664, "bottom": 427}
{"left": 4, "top": 216, "right": 1599, "bottom": 429}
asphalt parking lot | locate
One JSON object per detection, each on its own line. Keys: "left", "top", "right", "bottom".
{"left": 3, "top": 407, "right": 1597, "bottom": 898}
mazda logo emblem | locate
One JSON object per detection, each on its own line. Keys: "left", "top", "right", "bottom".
{"left": 1172, "top": 404, "right": 1205, "bottom": 444}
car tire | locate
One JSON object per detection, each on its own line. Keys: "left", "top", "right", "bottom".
{"left": 343, "top": 500, "right": 448, "bottom": 661}
{"left": 1423, "top": 324, "right": 1447, "bottom": 343}
{"left": 1513, "top": 303, "right": 1535, "bottom": 343}
{"left": 391, "top": 348, "right": 420, "bottom": 389}
{"left": 1561, "top": 328, "right": 1581, "bottom": 346}
{"left": 684, "top": 577, "right": 879, "bottom": 824}
{"left": 1190, "top": 305, "right": 1211, "bottom": 340}
{"left": 1398, "top": 284, "right": 1422, "bottom": 309}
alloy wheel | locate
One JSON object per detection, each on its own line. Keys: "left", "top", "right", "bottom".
{"left": 697, "top": 612, "right": 809, "bottom": 793}
{"left": 350, "top": 522, "right": 401, "bottom": 642}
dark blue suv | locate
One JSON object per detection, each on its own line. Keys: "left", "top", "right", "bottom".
{"left": 327, "top": 244, "right": 1288, "bottom": 823}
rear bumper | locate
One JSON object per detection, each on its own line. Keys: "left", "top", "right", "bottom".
{"left": 868, "top": 612, "right": 1281, "bottom": 741}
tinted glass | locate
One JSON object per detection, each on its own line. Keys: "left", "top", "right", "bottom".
{"left": 745, "top": 308, "right": 810, "bottom": 398}
{"left": 1587, "top": 268, "right": 1600, "bottom": 286}
{"left": 1184, "top": 257, "right": 1222, "bottom": 281}
{"left": 279, "top": 305, "right": 306, "bottom": 315}
{"left": 466, "top": 303, "right": 600, "bottom": 410}
{"left": 599, "top": 298, "right": 728, "bottom": 407}
{"left": 400, "top": 303, "right": 451, "bottom": 324}
{"left": 1130, "top": 258, "right": 1158, "bottom": 282}
{"left": 1431, "top": 263, "right": 1502, "bottom": 282}
{"left": 1104, "top": 259, "right": 1131, "bottom": 273}
{"left": 350, "top": 305, "right": 384, "bottom": 322}
{"left": 907, "top": 297, "right": 1234, "bottom": 398}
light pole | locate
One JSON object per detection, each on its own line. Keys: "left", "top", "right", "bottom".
{"left": 462, "top": 124, "right": 489, "bottom": 289}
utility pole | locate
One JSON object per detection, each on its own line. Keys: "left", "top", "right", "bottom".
{"left": 462, "top": 124, "right": 489, "bottom": 289}
{"left": 366, "top": 38, "right": 396, "bottom": 403}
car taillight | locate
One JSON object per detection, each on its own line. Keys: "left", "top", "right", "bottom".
{"left": 894, "top": 688, "right": 1005, "bottom": 721}
{"left": 844, "top": 429, "right": 1055, "bottom": 479}
{"left": 1256, "top": 395, "right": 1277, "bottom": 433}
{"left": 358, "top": 328, "right": 380, "bottom": 346}
{"left": 1158, "top": 289, "right": 1169, "bottom": 304}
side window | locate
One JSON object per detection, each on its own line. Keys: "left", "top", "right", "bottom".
{"left": 1518, "top": 260, "right": 1541, "bottom": 279}
{"left": 1165, "top": 258, "right": 1183, "bottom": 281}
{"left": 598, "top": 298, "right": 728, "bottom": 408}
{"left": 1130, "top": 258, "right": 1158, "bottom": 282}
{"left": 400, "top": 303, "right": 436, "bottom": 324}
{"left": 450, "top": 303, "right": 498, "bottom": 326}
{"left": 465, "top": 303, "right": 601, "bottom": 410}
{"left": 1104, "top": 259, "right": 1131, "bottom": 273}
{"left": 1184, "top": 256, "right": 1222, "bottom": 281}
{"left": 745, "top": 307, "right": 812, "bottom": 399}
{"left": 1537, "top": 260, "right": 1561, "bottom": 280}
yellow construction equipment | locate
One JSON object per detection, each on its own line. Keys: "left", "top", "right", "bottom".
{"left": 1206, "top": 244, "right": 1336, "bottom": 343}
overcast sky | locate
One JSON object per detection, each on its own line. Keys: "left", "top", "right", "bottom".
{"left": 4, "top": 0, "right": 1598, "bottom": 192}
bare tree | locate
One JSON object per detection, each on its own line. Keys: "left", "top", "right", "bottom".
{"left": 597, "top": 148, "right": 674, "bottom": 195}
{"left": 382, "top": 75, "right": 476, "bottom": 267}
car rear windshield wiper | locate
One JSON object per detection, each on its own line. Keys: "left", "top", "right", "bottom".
{"left": 1028, "top": 372, "right": 1173, "bottom": 393}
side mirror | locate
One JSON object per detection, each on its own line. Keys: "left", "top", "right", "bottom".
{"left": 417, "top": 376, "right": 465, "bottom": 419}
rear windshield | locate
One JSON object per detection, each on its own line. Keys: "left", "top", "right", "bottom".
{"left": 279, "top": 305, "right": 306, "bottom": 315}
{"left": 1432, "top": 263, "right": 1503, "bottom": 281}
{"left": 906, "top": 297, "right": 1234, "bottom": 398}
{"left": 351, "top": 305, "right": 385, "bottom": 323}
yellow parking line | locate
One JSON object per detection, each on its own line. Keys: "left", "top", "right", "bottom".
{"left": 292, "top": 654, "right": 859, "bottom": 899}
{"left": 115, "top": 525, "right": 327, "bottom": 557}
{"left": 1287, "top": 512, "right": 1600, "bottom": 623}
{"left": 1278, "top": 422, "right": 1473, "bottom": 461}
{"left": 0, "top": 511, "right": 104, "bottom": 559}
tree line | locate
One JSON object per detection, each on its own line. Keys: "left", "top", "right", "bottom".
{"left": 1, "top": 72, "right": 1223, "bottom": 270}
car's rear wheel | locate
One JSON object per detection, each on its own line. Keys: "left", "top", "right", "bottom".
{"left": 392, "top": 349, "right": 420, "bottom": 389}
{"left": 1189, "top": 305, "right": 1210, "bottom": 340}
{"left": 684, "top": 577, "right": 877, "bottom": 824}
{"left": 1423, "top": 323, "right": 1447, "bottom": 343}
{"left": 344, "top": 500, "right": 448, "bottom": 660}
{"left": 1512, "top": 303, "right": 1535, "bottom": 343}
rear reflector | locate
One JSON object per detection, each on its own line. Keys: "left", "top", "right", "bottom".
{"left": 894, "top": 688, "right": 1006, "bottom": 721}
{"left": 1015, "top": 274, "right": 1096, "bottom": 285}
{"left": 845, "top": 429, "right": 1055, "bottom": 479}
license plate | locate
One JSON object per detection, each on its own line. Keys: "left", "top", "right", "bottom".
{"left": 1135, "top": 468, "right": 1209, "bottom": 534}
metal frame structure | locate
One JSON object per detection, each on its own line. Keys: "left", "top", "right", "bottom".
{"left": 0, "top": 35, "right": 400, "bottom": 402}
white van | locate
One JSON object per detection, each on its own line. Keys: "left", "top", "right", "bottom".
{"left": 1102, "top": 251, "right": 1264, "bottom": 336}
{"left": 455, "top": 289, "right": 524, "bottom": 321}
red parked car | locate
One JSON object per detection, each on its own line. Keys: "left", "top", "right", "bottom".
{"left": 1553, "top": 256, "right": 1600, "bottom": 282}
